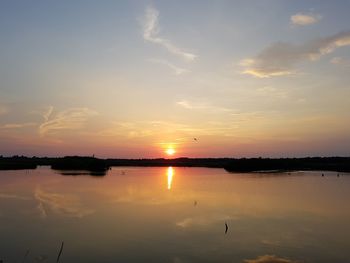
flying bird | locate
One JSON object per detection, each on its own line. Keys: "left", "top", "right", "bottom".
{"left": 193, "top": 138, "right": 198, "bottom": 141}
{"left": 225, "top": 222, "right": 229, "bottom": 234}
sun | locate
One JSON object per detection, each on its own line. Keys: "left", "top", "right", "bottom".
{"left": 165, "top": 148, "right": 176, "bottom": 156}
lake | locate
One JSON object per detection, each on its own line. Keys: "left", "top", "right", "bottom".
{"left": 0, "top": 167, "right": 349, "bottom": 263}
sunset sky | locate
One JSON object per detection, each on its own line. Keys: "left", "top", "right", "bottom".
{"left": 1, "top": 1, "right": 350, "bottom": 158}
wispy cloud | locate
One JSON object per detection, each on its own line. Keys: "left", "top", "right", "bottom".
{"left": 240, "top": 31, "right": 350, "bottom": 78}
{"left": 290, "top": 12, "right": 322, "bottom": 26}
{"left": 0, "top": 193, "right": 30, "bottom": 200}
{"left": 39, "top": 107, "right": 97, "bottom": 136}
{"left": 34, "top": 187, "right": 94, "bottom": 218}
{"left": 0, "top": 122, "right": 36, "bottom": 129}
{"left": 98, "top": 115, "right": 261, "bottom": 141}
{"left": 176, "top": 100, "right": 194, "bottom": 109}
{"left": 142, "top": 6, "right": 197, "bottom": 62}
{"left": 149, "top": 58, "right": 189, "bottom": 75}
{"left": 330, "top": 56, "right": 350, "bottom": 66}
{"left": 42, "top": 106, "right": 54, "bottom": 121}
{"left": 330, "top": 56, "right": 343, "bottom": 64}
{"left": 29, "top": 106, "right": 53, "bottom": 121}
{"left": 244, "top": 255, "right": 300, "bottom": 263}
{"left": 98, "top": 120, "right": 197, "bottom": 139}
{"left": 176, "top": 99, "right": 233, "bottom": 113}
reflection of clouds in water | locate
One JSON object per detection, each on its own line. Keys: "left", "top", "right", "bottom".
{"left": 34, "top": 187, "right": 94, "bottom": 218}
{"left": 0, "top": 193, "right": 30, "bottom": 200}
{"left": 113, "top": 187, "right": 197, "bottom": 205}
{"left": 261, "top": 239, "right": 281, "bottom": 246}
{"left": 176, "top": 214, "right": 235, "bottom": 228}
{"left": 260, "top": 235, "right": 304, "bottom": 250}
{"left": 244, "top": 255, "right": 300, "bottom": 263}
{"left": 34, "top": 255, "right": 48, "bottom": 262}
{"left": 37, "top": 200, "right": 48, "bottom": 218}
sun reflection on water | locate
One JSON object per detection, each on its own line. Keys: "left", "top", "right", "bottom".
{"left": 167, "top": 167, "right": 174, "bottom": 190}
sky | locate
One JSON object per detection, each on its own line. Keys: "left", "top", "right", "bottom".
{"left": 1, "top": 0, "right": 350, "bottom": 158}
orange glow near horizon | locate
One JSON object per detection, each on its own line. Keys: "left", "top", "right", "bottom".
{"left": 167, "top": 166, "right": 174, "bottom": 190}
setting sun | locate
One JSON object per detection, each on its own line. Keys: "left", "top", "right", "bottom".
{"left": 165, "top": 148, "right": 176, "bottom": 156}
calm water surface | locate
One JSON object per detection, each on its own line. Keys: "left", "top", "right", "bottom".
{"left": 0, "top": 167, "right": 349, "bottom": 263}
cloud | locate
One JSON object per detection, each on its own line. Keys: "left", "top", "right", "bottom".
{"left": 240, "top": 31, "right": 350, "bottom": 78}
{"left": 29, "top": 106, "right": 53, "bottom": 121}
{"left": 244, "top": 255, "right": 300, "bottom": 263}
{"left": 98, "top": 120, "right": 197, "bottom": 139}
{"left": 39, "top": 107, "right": 97, "bottom": 136}
{"left": 150, "top": 59, "right": 189, "bottom": 75}
{"left": 176, "top": 100, "right": 233, "bottom": 113}
{"left": 0, "top": 193, "right": 30, "bottom": 200}
{"left": 290, "top": 12, "right": 321, "bottom": 26}
{"left": 0, "top": 122, "right": 36, "bottom": 129}
{"left": 34, "top": 187, "right": 94, "bottom": 218}
{"left": 42, "top": 106, "right": 54, "bottom": 121}
{"left": 98, "top": 109, "right": 265, "bottom": 142}
{"left": 142, "top": 6, "right": 197, "bottom": 62}
{"left": 330, "top": 56, "right": 350, "bottom": 66}
{"left": 330, "top": 56, "right": 344, "bottom": 64}
{"left": 176, "top": 100, "right": 193, "bottom": 109}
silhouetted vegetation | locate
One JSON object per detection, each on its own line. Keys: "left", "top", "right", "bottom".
{"left": 1, "top": 156, "right": 350, "bottom": 173}
{"left": 0, "top": 156, "right": 37, "bottom": 170}
{"left": 51, "top": 156, "right": 109, "bottom": 173}
{"left": 57, "top": 171, "right": 108, "bottom": 176}
{"left": 223, "top": 157, "right": 350, "bottom": 172}
{"left": 105, "top": 157, "right": 231, "bottom": 168}
{"left": 106, "top": 157, "right": 350, "bottom": 172}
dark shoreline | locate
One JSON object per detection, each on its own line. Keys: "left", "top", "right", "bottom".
{"left": 1, "top": 156, "right": 350, "bottom": 173}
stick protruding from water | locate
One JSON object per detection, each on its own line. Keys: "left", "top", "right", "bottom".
{"left": 56, "top": 241, "right": 64, "bottom": 263}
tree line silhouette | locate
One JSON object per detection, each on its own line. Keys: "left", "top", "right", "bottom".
{"left": 1, "top": 156, "right": 350, "bottom": 173}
